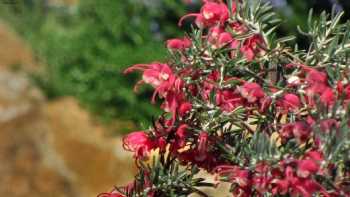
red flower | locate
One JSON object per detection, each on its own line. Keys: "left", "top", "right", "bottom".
{"left": 230, "top": 22, "right": 247, "bottom": 34}
{"left": 178, "top": 102, "right": 192, "bottom": 116}
{"left": 280, "top": 122, "right": 312, "bottom": 142}
{"left": 124, "top": 63, "right": 176, "bottom": 100}
{"left": 161, "top": 91, "right": 185, "bottom": 125}
{"left": 200, "top": 2, "right": 229, "bottom": 25}
{"left": 98, "top": 190, "right": 125, "bottom": 197}
{"left": 215, "top": 165, "right": 250, "bottom": 187}
{"left": 176, "top": 124, "right": 188, "bottom": 148}
{"left": 297, "top": 159, "right": 320, "bottom": 178}
{"left": 142, "top": 63, "right": 174, "bottom": 88}
{"left": 240, "top": 35, "right": 265, "bottom": 61}
{"left": 280, "top": 123, "right": 295, "bottom": 140}
{"left": 253, "top": 162, "right": 272, "bottom": 194}
{"left": 344, "top": 85, "right": 350, "bottom": 99}
{"left": 320, "top": 87, "right": 335, "bottom": 106}
{"left": 208, "top": 27, "right": 234, "bottom": 48}
{"left": 195, "top": 131, "right": 209, "bottom": 161}
{"left": 320, "top": 119, "right": 339, "bottom": 133}
{"left": 178, "top": 1, "right": 229, "bottom": 27}
{"left": 217, "top": 32, "right": 233, "bottom": 47}
{"left": 271, "top": 166, "right": 328, "bottom": 197}
{"left": 292, "top": 122, "right": 312, "bottom": 142}
{"left": 216, "top": 89, "right": 243, "bottom": 112}
{"left": 208, "top": 26, "right": 224, "bottom": 42}
{"left": 215, "top": 165, "right": 251, "bottom": 195}
{"left": 279, "top": 93, "right": 301, "bottom": 112}
{"left": 344, "top": 85, "right": 350, "bottom": 107}
{"left": 238, "top": 82, "right": 265, "bottom": 103}
{"left": 166, "top": 37, "right": 192, "bottom": 50}
{"left": 123, "top": 131, "right": 155, "bottom": 160}
{"left": 306, "top": 69, "right": 328, "bottom": 85}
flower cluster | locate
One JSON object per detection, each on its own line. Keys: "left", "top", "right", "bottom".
{"left": 101, "top": 0, "right": 350, "bottom": 196}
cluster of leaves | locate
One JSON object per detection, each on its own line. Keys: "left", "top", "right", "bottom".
{"left": 101, "top": 0, "right": 350, "bottom": 196}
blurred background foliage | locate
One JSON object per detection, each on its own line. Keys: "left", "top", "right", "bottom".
{"left": 0, "top": 0, "right": 349, "bottom": 130}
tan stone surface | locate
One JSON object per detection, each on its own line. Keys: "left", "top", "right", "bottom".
{"left": 0, "top": 22, "right": 38, "bottom": 71}
{"left": 0, "top": 70, "right": 135, "bottom": 197}
{"left": 46, "top": 97, "right": 136, "bottom": 196}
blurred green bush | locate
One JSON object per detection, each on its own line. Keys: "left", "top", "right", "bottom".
{"left": 0, "top": 0, "right": 187, "bottom": 127}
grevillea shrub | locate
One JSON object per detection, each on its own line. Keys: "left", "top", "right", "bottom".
{"left": 100, "top": 0, "right": 350, "bottom": 196}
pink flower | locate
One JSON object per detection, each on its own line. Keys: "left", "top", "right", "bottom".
{"left": 344, "top": 85, "right": 350, "bottom": 99}
{"left": 320, "top": 87, "right": 335, "bottom": 106}
{"left": 208, "top": 27, "right": 233, "bottom": 47}
{"left": 259, "top": 96, "right": 272, "bottom": 113}
{"left": 280, "top": 122, "right": 312, "bottom": 142}
{"left": 178, "top": 1, "right": 229, "bottom": 27}
{"left": 343, "top": 85, "right": 350, "bottom": 107}
{"left": 142, "top": 63, "right": 174, "bottom": 88}
{"left": 179, "top": 102, "right": 192, "bottom": 116}
{"left": 231, "top": 22, "right": 247, "bottom": 34}
{"left": 320, "top": 119, "right": 339, "bottom": 133}
{"left": 98, "top": 190, "right": 125, "bottom": 197}
{"left": 306, "top": 70, "right": 328, "bottom": 85}
{"left": 166, "top": 37, "right": 191, "bottom": 50}
{"left": 297, "top": 159, "right": 319, "bottom": 178}
{"left": 280, "top": 123, "right": 295, "bottom": 140}
{"left": 271, "top": 166, "right": 327, "bottom": 197}
{"left": 253, "top": 162, "right": 272, "bottom": 194}
{"left": 176, "top": 124, "right": 188, "bottom": 148}
{"left": 123, "top": 131, "right": 155, "bottom": 160}
{"left": 279, "top": 93, "right": 301, "bottom": 112}
{"left": 238, "top": 82, "right": 265, "bottom": 103}
{"left": 124, "top": 63, "right": 176, "bottom": 100}
{"left": 216, "top": 89, "right": 243, "bottom": 112}
{"left": 217, "top": 32, "right": 233, "bottom": 47}
{"left": 208, "top": 26, "right": 224, "bottom": 42}
{"left": 200, "top": 2, "right": 229, "bottom": 25}
{"left": 215, "top": 165, "right": 251, "bottom": 196}
{"left": 292, "top": 122, "right": 312, "bottom": 142}
{"left": 240, "top": 35, "right": 265, "bottom": 61}
{"left": 195, "top": 131, "right": 209, "bottom": 161}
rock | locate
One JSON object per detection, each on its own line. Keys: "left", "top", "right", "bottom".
{"left": 0, "top": 70, "right": 75, "bottom": 197}
{"left": 0, "top": 22, "right": 38, "bottom": 71}
{"left": 0, "top": 70, "right": 136, "bottom": 197}
{"left": 45, "top": 97, "right": 136, "bottom": 196}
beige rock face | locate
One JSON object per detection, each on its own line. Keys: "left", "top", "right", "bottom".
{"left": 0, "top": 70, "right": 135, "bottom": 197}
{"left": 46, "top": 98, "right": 136, "bottom": 196}
{"left": 0, "top": 22, "right": 38, "bottom": 71}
